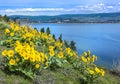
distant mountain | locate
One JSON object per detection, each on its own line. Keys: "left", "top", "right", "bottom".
{"left": 9, "top": 12, "right": 120, "bottom": 23}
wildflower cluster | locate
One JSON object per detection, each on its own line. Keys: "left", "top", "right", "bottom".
{"left": 1, "top": 22, "right": 105, "bottom": 82}
{"left": 72, "top": 50, "right": 105, "bottom": 83}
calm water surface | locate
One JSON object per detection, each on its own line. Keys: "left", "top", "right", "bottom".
{"left": 30, "top": 23, "right": 120, "bottom": 68}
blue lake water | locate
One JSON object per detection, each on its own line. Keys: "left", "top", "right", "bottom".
{"left": 30, "top": 23, "right": 120, "bottom": 68}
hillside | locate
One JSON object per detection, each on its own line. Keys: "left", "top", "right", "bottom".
{"left": 9, "top": 12, "right": 120, "bottom": 23}
{"left": 0, "top": 22, "right": 120, "bottom": 84}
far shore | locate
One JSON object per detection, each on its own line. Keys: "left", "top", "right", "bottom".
{"left": 20, "top": 22, "right": 120, "bottom": 25}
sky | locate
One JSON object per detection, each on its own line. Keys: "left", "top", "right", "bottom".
{"left": 0, "top": 0, "right": 120, "bottom": 15}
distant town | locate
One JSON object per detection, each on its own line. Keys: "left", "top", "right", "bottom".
{"left": 9, "top": 12, "right": 120, "bottom": 24}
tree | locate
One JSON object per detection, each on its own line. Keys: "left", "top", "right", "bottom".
{"left": 64, "top": 40, "right": 69, "bottom": 47}
{"left": 0, "top": 15, "right": 2, "bottom": 21}
{"left": 70, "top": 40, "right": 76, "bottom": 51}
{"left": 40, "top": 28, "right": 45, "bottom": 33}
{"left": 52, "top": 34, "right": 56, "bottom": 41}
{"left": 3, "top": 15, "right": 9, "bottom": 22}
{"left": 34, "top": 28, "right": 38, "bottom": 32}
{"left": 58, "top": 34, "right": 63, "bottom": 42}
{"left": 46, "top": 27, "right": 51, "bottom": 35}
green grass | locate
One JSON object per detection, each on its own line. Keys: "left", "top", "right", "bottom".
{"left": 35, "top": 63, "right": 82, "bottom": 84}
{"left": 0, "top": 22, "right": 120, "bottom": 84}
{"left": 96, "top": 70, "right": 120, "bottom": 84}
{"left": 0, "top": 67, "right": 120, "bottom": 84}
{"left": 0, "top": 70, "right": 32, "bottom": 84}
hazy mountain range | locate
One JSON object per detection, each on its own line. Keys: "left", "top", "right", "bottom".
{"left": 9, "top": 12, "right": 120, "bottom": 23}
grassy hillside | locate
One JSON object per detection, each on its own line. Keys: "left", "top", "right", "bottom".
{"left": 0, "top": 22, "right": 120, "bottom": 84}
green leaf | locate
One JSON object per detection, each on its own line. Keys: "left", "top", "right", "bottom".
{"left": 35, "top": 41, "right": 41, "bottom": 46}
{"left": 56, "top": 59, "right": 62, "bottom": 67}
{"left": 63, "top": 60, "right": 68, "bottom": 63}
{"left": 0, "top": 40, "right": 6, "bottom": 46}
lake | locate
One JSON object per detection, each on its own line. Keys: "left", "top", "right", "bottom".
{"left": 30, "top": 23, "right": 120, "bottom": 68}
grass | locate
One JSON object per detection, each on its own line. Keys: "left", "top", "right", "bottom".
{"left": 96, "top": 70, "right": 120, "bottom": 84}
{"left": 0, "top": 22, "right": 120, "bottom": 84}
{"left": 0, "top": 70, "right": 32, "bottom": 84}
{"left": 0, "top": 65, "right": 120, "bottom": 84}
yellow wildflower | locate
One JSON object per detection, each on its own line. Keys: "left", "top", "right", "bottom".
{"left": 100, "top": 69, "right": 105, "bottom": 76}
{"left": 30, "top": 56, "right": 35, "bottom": 62}
{"left": 35, "top": 64, "right": 40, "bottom": 69}
{"left": 95, "top": 67, "right": 101, "bottom": 73}
{"left": 40, "top": 52, "right": 45, "bottom": 58}
{"left": 49, "top": 46, "right": 54, "bottom": 50}
{"left": 88, "top": 50, "right": 91, "bottom": 55}
{"left": 10, "top": 32, "right": 14, "bottom": 37}
{"left": 45, "top": 55, "right": 48, "bottom": 60}
{"left": 15, "top": 46, "right": 22, "bottom": 53}
{"left": 14, "top": 26, "right": 19, "bottom": 31}
{"left": 45, "top": 62, "right": 49, "bottom": 67}
{"left": 70, "top": 52, "right": 73, "bottom": 56}
{"left": 15, "top": 58, "right": 20, "bottom": 62}
{"left": 9, "top": 59, "right": 15, "bottom": 65}
{"left": 83, "top": 52, "right": 87, "bottom": 56}
{"left": 5, "top": 28, "right": 10, "bottom": 34}
{"left": 58, "top": 51, "right": 64, "bottom": 58}
{"left": 7, "top": 50, "right": 14, "bottom": 57}
{"left": 22, "top": 35, "right": 26, "bottom": 39}
{"left": 87, "top": 57, "right": 90, "bottom": 61}
{"left": 92, "top": 55, "right": 97, "bottom": 62}
{"left": 41, "top": 33, "right": 48, "bottom": 39}
{"left": 19, "top": 51, "right": 25, "bottom": 57}
{"left": 30, "top": 41, "right": 34, "bottom": 47}
{"left": 65, "top": 47, "right": 71, "bottom": 54}
{"left": 15, "top": 41, "right": 21, "bottom": 45}
{"left": 36, "top": 55, "right": 41, "bottom": 62}
{"left": 2, "top": 50, "right": 7, "bottom": 56}
{"left": 89, "top": 70, "right": 94, "bottom": 75}
{"left": 6, "top": 40, "right": 12, "bottom": 43}
{"left": 24, "top": 54, "right": 29, "bottom": 60}
{"left": 59, "top": 47, "right": 63, "bottom": 51}
{"left": 49, "top": 50, "right": 55, "bottom": 56}
{"left": 81, "top": 56, "right": 87, "bottom": 63}
{"left": 41, "top": 58, "right": 45, "bottom": 63}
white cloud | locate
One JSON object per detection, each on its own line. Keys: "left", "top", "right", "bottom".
{"left": 3, "top": 8, "right": 64, "bottom": 13}
{"left": 0, "top": 3, "right": 120, "bottom": 15}
{"left": 107, "top": 6, "right": 113, "bottom": 8}
{"left": 76, "top": 3, "right": 106, "bottom": 12}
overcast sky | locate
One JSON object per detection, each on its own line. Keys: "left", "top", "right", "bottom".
{"left": 0, "top": 0, "right": 120, "bottom": 15}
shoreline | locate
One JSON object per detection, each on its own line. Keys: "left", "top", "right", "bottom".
{"left": 21, "top": 22, "right": 120, "bottom": 25}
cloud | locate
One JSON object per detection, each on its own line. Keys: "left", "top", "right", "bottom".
{"left": 4, "top": 8, "right": 64, "bottom": 13}
{"left": 0, "top": 3, "right": 120, "bottom": 15}
{"left": 75, "top": 3, "right": 107, "bottom": 13}
{"left": 107, "top": 6, "right": 113, "bottom": 9}
{"left": 0, "top": 8, "right": 66, "bottom": 15}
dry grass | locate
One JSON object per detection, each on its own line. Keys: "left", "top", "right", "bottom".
{"left": 112, "top": 59, "right": 120, "bottom": 76}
